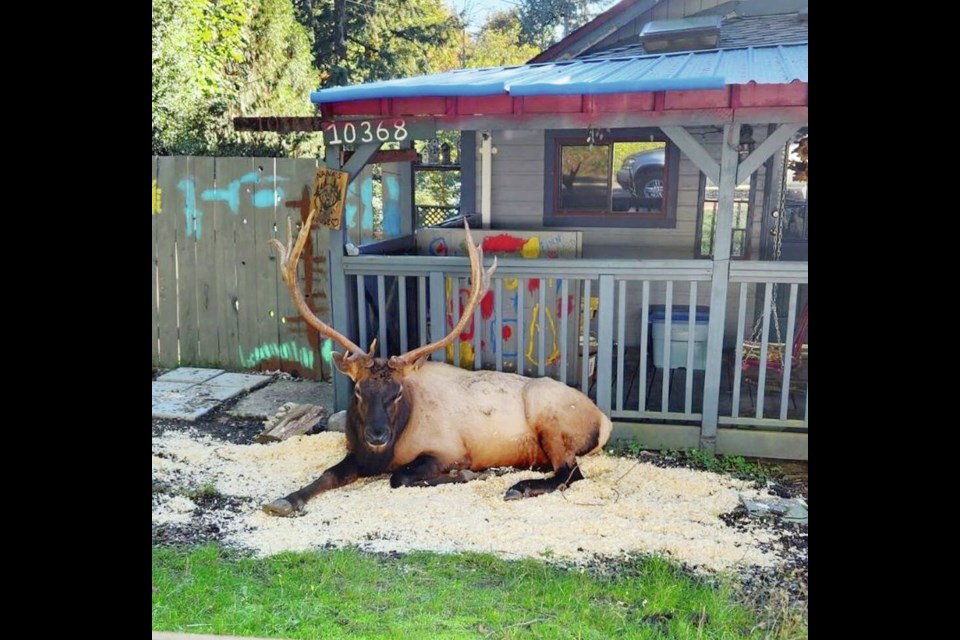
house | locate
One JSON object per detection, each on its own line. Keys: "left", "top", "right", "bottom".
{"left": 294, "top": 0, "right": 809, "bottom": 459}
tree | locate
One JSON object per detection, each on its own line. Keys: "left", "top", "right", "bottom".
{"left": 152, "top": 0, "right": 321, "bottom": 157}
{"left": 293, "top": 0, "right": 462, "bottom": 88}
{"left": 517, "top": 0, "right": 613, "bottom": 50}
{"left": 462, "top": 10, "right": 540, "bottom": 68}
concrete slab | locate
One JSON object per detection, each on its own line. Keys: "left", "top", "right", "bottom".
{"left": 204, "top": 372, "right": 272, "bottom": 392}
{"left": 153, "top": 381, "right": 197, "bottom": 394}
{"left": 228, "top": 379, "right": 335, "bottom": 418}
{"left": 157, "top": 368, "right": 226, "bottom": 384}
{"left": 152, "top": 394, "right": 222, "bottom": 421}
{"left": 188, "top": 385, "right": 247, "bottom": 403}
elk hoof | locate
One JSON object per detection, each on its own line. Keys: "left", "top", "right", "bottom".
{"left": 503, "top": 488, "right": 525, "bottom": 501}
{"left": 262, "top": 498, "right": 298, "bottom": 517}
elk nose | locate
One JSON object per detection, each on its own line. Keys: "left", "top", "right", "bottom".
{"left": 365, "top": 430, "right": 389, "bottom": 446}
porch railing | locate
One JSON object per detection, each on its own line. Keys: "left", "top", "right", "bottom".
{"left": 335, "top": 254, "right": 807, "bottom": 448}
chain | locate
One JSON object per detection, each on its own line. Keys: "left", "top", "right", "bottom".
{"left": 748, "top": 140, "right": 792, "bottom": 346}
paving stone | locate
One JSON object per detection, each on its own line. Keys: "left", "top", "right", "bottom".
{"left": 228, "top": 379, "right": 334, "bottom": 418}
{"left": 152, "top": 394, "right": 222, "bottom": 421}
{"left": 156, "top": 368, "right": 226, "bottom": 384}
{"left": 153, "top": 381, "right": 197, "bottom": 394}
{"left": 204, "top": 372, "right": 272, "bottom": 392}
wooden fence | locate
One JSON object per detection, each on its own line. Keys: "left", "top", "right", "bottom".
{"left": 151, "top": 156, "right": 333, "bottom": 380}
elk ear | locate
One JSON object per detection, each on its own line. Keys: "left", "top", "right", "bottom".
{"left": 332, "top": 352, "right": 363, "bottom": 381}
{"left": 387, "top": 355, "right": 426, "bottom": 374}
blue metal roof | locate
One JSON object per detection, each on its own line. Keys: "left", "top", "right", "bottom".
{"left": 311, "top": 43, "right": 807, "bottom": 104}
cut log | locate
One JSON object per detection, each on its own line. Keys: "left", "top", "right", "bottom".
{"left": 256, "top": 403, "right": 327, "bottom": 443}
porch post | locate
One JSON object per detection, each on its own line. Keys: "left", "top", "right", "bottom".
{"left": 326, "top": 152, "right": 353, "bottom": 413}
{"left": 700, "top": 124, "right": 739, "bottom": 451}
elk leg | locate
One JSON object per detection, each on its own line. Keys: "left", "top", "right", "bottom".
{"left": 504, "top": 431, "right": 585, "bottom": 500}
{"left": 262, "top": 453, "right": 359, "bottom": 517}
{"left": 390, "top": 454, "right": 471, "bottom": 488}
{"left": 503, "top": 463, "right": 584, "bottom": 500}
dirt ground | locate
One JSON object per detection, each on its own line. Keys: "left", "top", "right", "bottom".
{"left": 152, "top": 398, "right": 807, "bottom": 615}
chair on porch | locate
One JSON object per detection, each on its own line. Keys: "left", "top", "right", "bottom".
{"left": 741, "top": 302, "right": 808, "bottom": 411}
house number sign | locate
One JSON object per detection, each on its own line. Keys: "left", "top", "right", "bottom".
{"left": 322, "top": 118, "right": 436, "bottom": 146}
{"left": 323, "top": 119, "right": 407, "bottom": 145}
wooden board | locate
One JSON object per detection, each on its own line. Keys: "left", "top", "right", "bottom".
{"left": 229, "top": 158, "right": 259, "bottom": 371}
{"left": 154, "top": 157, "right": 181, "bottom": 368}
{"left": 253, "top": 157, "right": 282, "bottom": 370}
{"left": 192, "top": 156, "right": 219, "bottom": 365}
{"left": 212, "top": 158, "right": 242, "bottom": 370}
{"left": 151, "top": 157, "right": 160, "bottom": 368}
{"left": 173, "top": 156, "right": 200, "bottom": 364}
{"left": 275, "top": 158, "right": 327, "bottom": 379}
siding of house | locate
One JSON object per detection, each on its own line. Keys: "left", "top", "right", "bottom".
{"left": 469, "top": 124, "right": 781, "bottom": 346}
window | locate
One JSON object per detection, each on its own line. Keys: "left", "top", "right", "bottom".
{"left": 543, "top": 128, "right": 679, "bottom": 228}
{"left": 695, "top": 173, "right": 754, "bottom": 258}
{"left": 414, "top": 134, "right": 463, "bottom": 229}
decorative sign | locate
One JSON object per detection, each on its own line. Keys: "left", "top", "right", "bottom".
{"left": 312, "top": 168, "right": 349, "bottom": 230}
{"left": 322, "top": 118, "right": 437, "bottom": 146}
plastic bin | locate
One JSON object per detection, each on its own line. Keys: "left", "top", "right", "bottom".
{"left": 649, "top": 305, "right": 710, "bottom": 370}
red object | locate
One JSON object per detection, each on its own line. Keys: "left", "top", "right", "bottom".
{"left": 482, "top": 234, "right": 526, "bottom": 253}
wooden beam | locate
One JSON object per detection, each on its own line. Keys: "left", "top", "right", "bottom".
{"left": 661, "top": 125, "right": 720, "bottom": 184}
{"left": 737, "top": 123, "right": 801, "bottom": 185}
{"left": 700, "top": 123, "right": 740, "bottom": 451}
{"left": 340, "top": 142, "right": 382, "bottom": 183}
{"left": 342, "top": 148, "right": 419, "bottom": 165}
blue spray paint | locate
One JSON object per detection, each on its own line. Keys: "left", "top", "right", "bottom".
{"left": 382, "top": 175, "right": 401, "bottom": 237}
{"left": 359, "top": 176, "right": 374, "bottom": 234}
{"left": 176, "top": 179, "right": 203, "bottom": 239}
{"left": 345, "top": 181, "right": 358, "bottom": 229}
{"left": 200, "top": 172, "right": 288, "bottom": 213}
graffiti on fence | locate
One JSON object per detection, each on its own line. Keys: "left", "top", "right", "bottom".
{"left": 239, "top": 340, "right": 315, "bottom": 370}
{"left": 155, "top": 158, "right": 334, "bottom": 381}
{"left": 173, "top": 171, "right": 289, "bottom": 240}
{"left": 176, "top": 180, "right": 203, "bottom": 238}
{"left": 279, "top": 185, "right": 333, "bottom": 374}
{"left": 152, "top": 180, "right": 162, "bottom": 215}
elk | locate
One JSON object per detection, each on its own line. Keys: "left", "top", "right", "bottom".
{"left": 262, "top": 211, "right": 612, "bottom": 517}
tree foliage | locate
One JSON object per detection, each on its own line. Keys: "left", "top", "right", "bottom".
{"left": 152, "top": 0, "right": 321, "bottom": 157}
{"left": 462, "top": 10, "right": 540, "bottom": 68}
{"left": 517, "top": 0, "right": 613, "bottom": 50}
{"left": 293, "top": 0, "right": 462, "bottom": 88}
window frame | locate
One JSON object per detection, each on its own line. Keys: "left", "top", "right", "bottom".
{"left": 543, "top": 128, "right": 680, "bottom": 229}
{"left": 694, "top": 171, "right": 756, "bottom": 259}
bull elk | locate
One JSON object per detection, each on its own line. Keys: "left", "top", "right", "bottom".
{"left": 263, "top": 211, "right": 612, "bottom": 516}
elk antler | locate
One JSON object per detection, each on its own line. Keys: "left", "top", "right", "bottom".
{"left": 390, "top": 219, "right": 497, "bottom": 368}
{"left": 269, "top": 206, "right": 368, "bottom": 362}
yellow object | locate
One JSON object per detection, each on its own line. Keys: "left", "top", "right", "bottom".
{"left": 520, "top": 236, "right": 541, "bottom": 259}
{"left": 152, "top": 180, "right": 162, "bottom": 215}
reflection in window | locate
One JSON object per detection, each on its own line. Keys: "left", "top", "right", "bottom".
{"left": 554, "top": 139, "right": 668, "bottom": 216}
{"left": 697, "top": 177, "right": 752, "bottom": 258}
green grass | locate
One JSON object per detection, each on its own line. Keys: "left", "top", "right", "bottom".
{"left": 153, "top": 545, "right": 797, "bottom": 639}
{"left": 604, "top": 443, "right": 782, "bottom": 486}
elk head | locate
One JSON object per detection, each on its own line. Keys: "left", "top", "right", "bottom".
{"left": 270, "top": 209, "right": 497, "bottom": 455}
